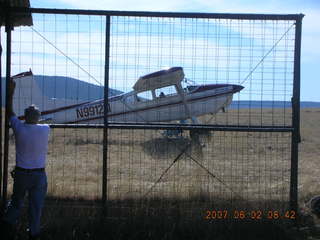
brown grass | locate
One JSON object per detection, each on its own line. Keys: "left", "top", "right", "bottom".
{"left": 6, "top": 108, "right": 319, "bottom": 204}
{"left": 298, "top": 108, "right": 320, "bottom": 201}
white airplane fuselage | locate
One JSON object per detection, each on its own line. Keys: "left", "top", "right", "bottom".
{"left": 43, "top": 84, "right": 243, "bottom": 124}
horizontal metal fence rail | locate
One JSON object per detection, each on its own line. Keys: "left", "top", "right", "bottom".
{"left": 9, "top": 7, "right": 304, "bottom": 20}
{"left": 48, "top": 123, "right": 294, "bottom": 132}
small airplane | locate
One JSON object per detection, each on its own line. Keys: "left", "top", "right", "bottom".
{"left": 12, "top": 67, "right": 243, "bottom": 136}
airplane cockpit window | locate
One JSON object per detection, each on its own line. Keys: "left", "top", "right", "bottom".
{"left": 182, "top": 77, "right": 198, "bottom": 93}
{"left": 155, "top": 85, "right": 177, "bottom": 98}
{"left": 136, "top": 91, "right": 153, "bottom": 102}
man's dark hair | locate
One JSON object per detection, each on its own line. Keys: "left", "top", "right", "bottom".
{"left": 24, "top": 105, "right": 40, "bottom": 124}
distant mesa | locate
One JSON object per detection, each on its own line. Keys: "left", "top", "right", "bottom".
{"left": 1, "top": 75, "right": 123, "bottom": 105}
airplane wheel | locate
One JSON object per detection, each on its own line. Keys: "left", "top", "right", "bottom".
{"left": 190, "top": 130, "right": 206, "bottom": 147}
{"left": 190, "top": 129, "right": 211, "bottom": 138}
{"left": 189, "top": 130, "right": 199, "bottom": 140}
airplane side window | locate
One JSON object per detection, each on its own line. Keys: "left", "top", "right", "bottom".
{"left": 155, "top": 86, "right": 177, "bottom": 98}
{"left": 136, "top": 91, "right": 153, "bottom": 102}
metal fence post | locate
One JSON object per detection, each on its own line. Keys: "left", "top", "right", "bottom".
{"left": 102, "top": 15, "right": 111, "bottom": 212}
{"left": 290, "top": 14, "right": 304, "bottom": 213}
{"left": 2, "top": 10, "right": 12, "bottom": 211}
{"left": 0, "top": 26, "right": 2, "bottom": 204}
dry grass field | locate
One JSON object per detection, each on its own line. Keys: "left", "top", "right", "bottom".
{"left": 5, "top": 107, "right": 320, "bottom": 239}
{"left": 298, "top": 108, "right": 320, "bottom": 201}
{"left": 6, "top": 109, "right": 295, "bottom": 201}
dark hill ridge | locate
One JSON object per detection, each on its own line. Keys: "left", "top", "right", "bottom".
{"left": 1, "top": 76, "right": 320, "bottom": 108}
{"left": 1, "top": 75, "right": 123, "bottom": 104}
{"left": 32, "top": 75, "right": 122, "bottom": 100}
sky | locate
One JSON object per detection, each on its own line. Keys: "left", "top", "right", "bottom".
{"left": 4, "top": 0, "right": 320, "bottom": 101}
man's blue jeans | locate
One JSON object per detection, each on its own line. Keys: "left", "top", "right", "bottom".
{"left": 4, "top": 170, "right": 47, "bottom": 236}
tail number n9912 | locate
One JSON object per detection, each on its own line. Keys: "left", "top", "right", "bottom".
{"left": 76, "top": 103, "right": 110, "bottom": 119}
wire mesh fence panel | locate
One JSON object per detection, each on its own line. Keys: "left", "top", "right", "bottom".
{"left": 46, "top": 128, "right": 103, "bottom": 201}
{"left": 2, "top": 9, "right": 302, "bottom": 224}
{"left": 106, "top": 129, "right": 292, "bottom": 219}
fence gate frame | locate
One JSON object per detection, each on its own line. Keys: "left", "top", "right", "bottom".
{"left": 0, "top": 7, "right": 303, "bottom": 216}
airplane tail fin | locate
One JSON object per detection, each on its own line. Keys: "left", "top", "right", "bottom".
{"left": 12, "top": 70, "right": 48, "bottom": 118}
{"left": 12, "top": 70, "right": 80, "bottom": 120}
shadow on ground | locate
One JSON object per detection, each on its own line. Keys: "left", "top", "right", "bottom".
{"left": 6, "top": 196, "right": 317, "bottom": 240}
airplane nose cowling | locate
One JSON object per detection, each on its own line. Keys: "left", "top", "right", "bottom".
{"left": 233, "top": 85, "right": 244, "bottom": 93}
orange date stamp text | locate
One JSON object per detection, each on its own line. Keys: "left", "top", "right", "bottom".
{"left": 204, "top": 210, "right": 296, "bottom": 220}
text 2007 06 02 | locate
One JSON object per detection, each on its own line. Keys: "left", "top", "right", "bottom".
{"left": 204, "top": 210, "right": 296, "bottom": 220}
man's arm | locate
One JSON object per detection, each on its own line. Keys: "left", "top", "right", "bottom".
{"left": 7, "top": 78, "right": 16, "bottom": 117}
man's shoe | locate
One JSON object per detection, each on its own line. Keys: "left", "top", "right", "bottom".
{"left": 29, "top": 232, "right": 41, "bottom": 240}
{"left": 0, "top": 220, "right": 16, "bottom": 240}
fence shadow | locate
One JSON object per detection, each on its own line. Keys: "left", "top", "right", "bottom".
{"left": 10, "top": 195, "right": 307, "bottom": 240}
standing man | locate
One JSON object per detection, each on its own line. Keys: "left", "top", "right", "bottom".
{"left": 1, "top": 78, "right": 50, "bottom": 240}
